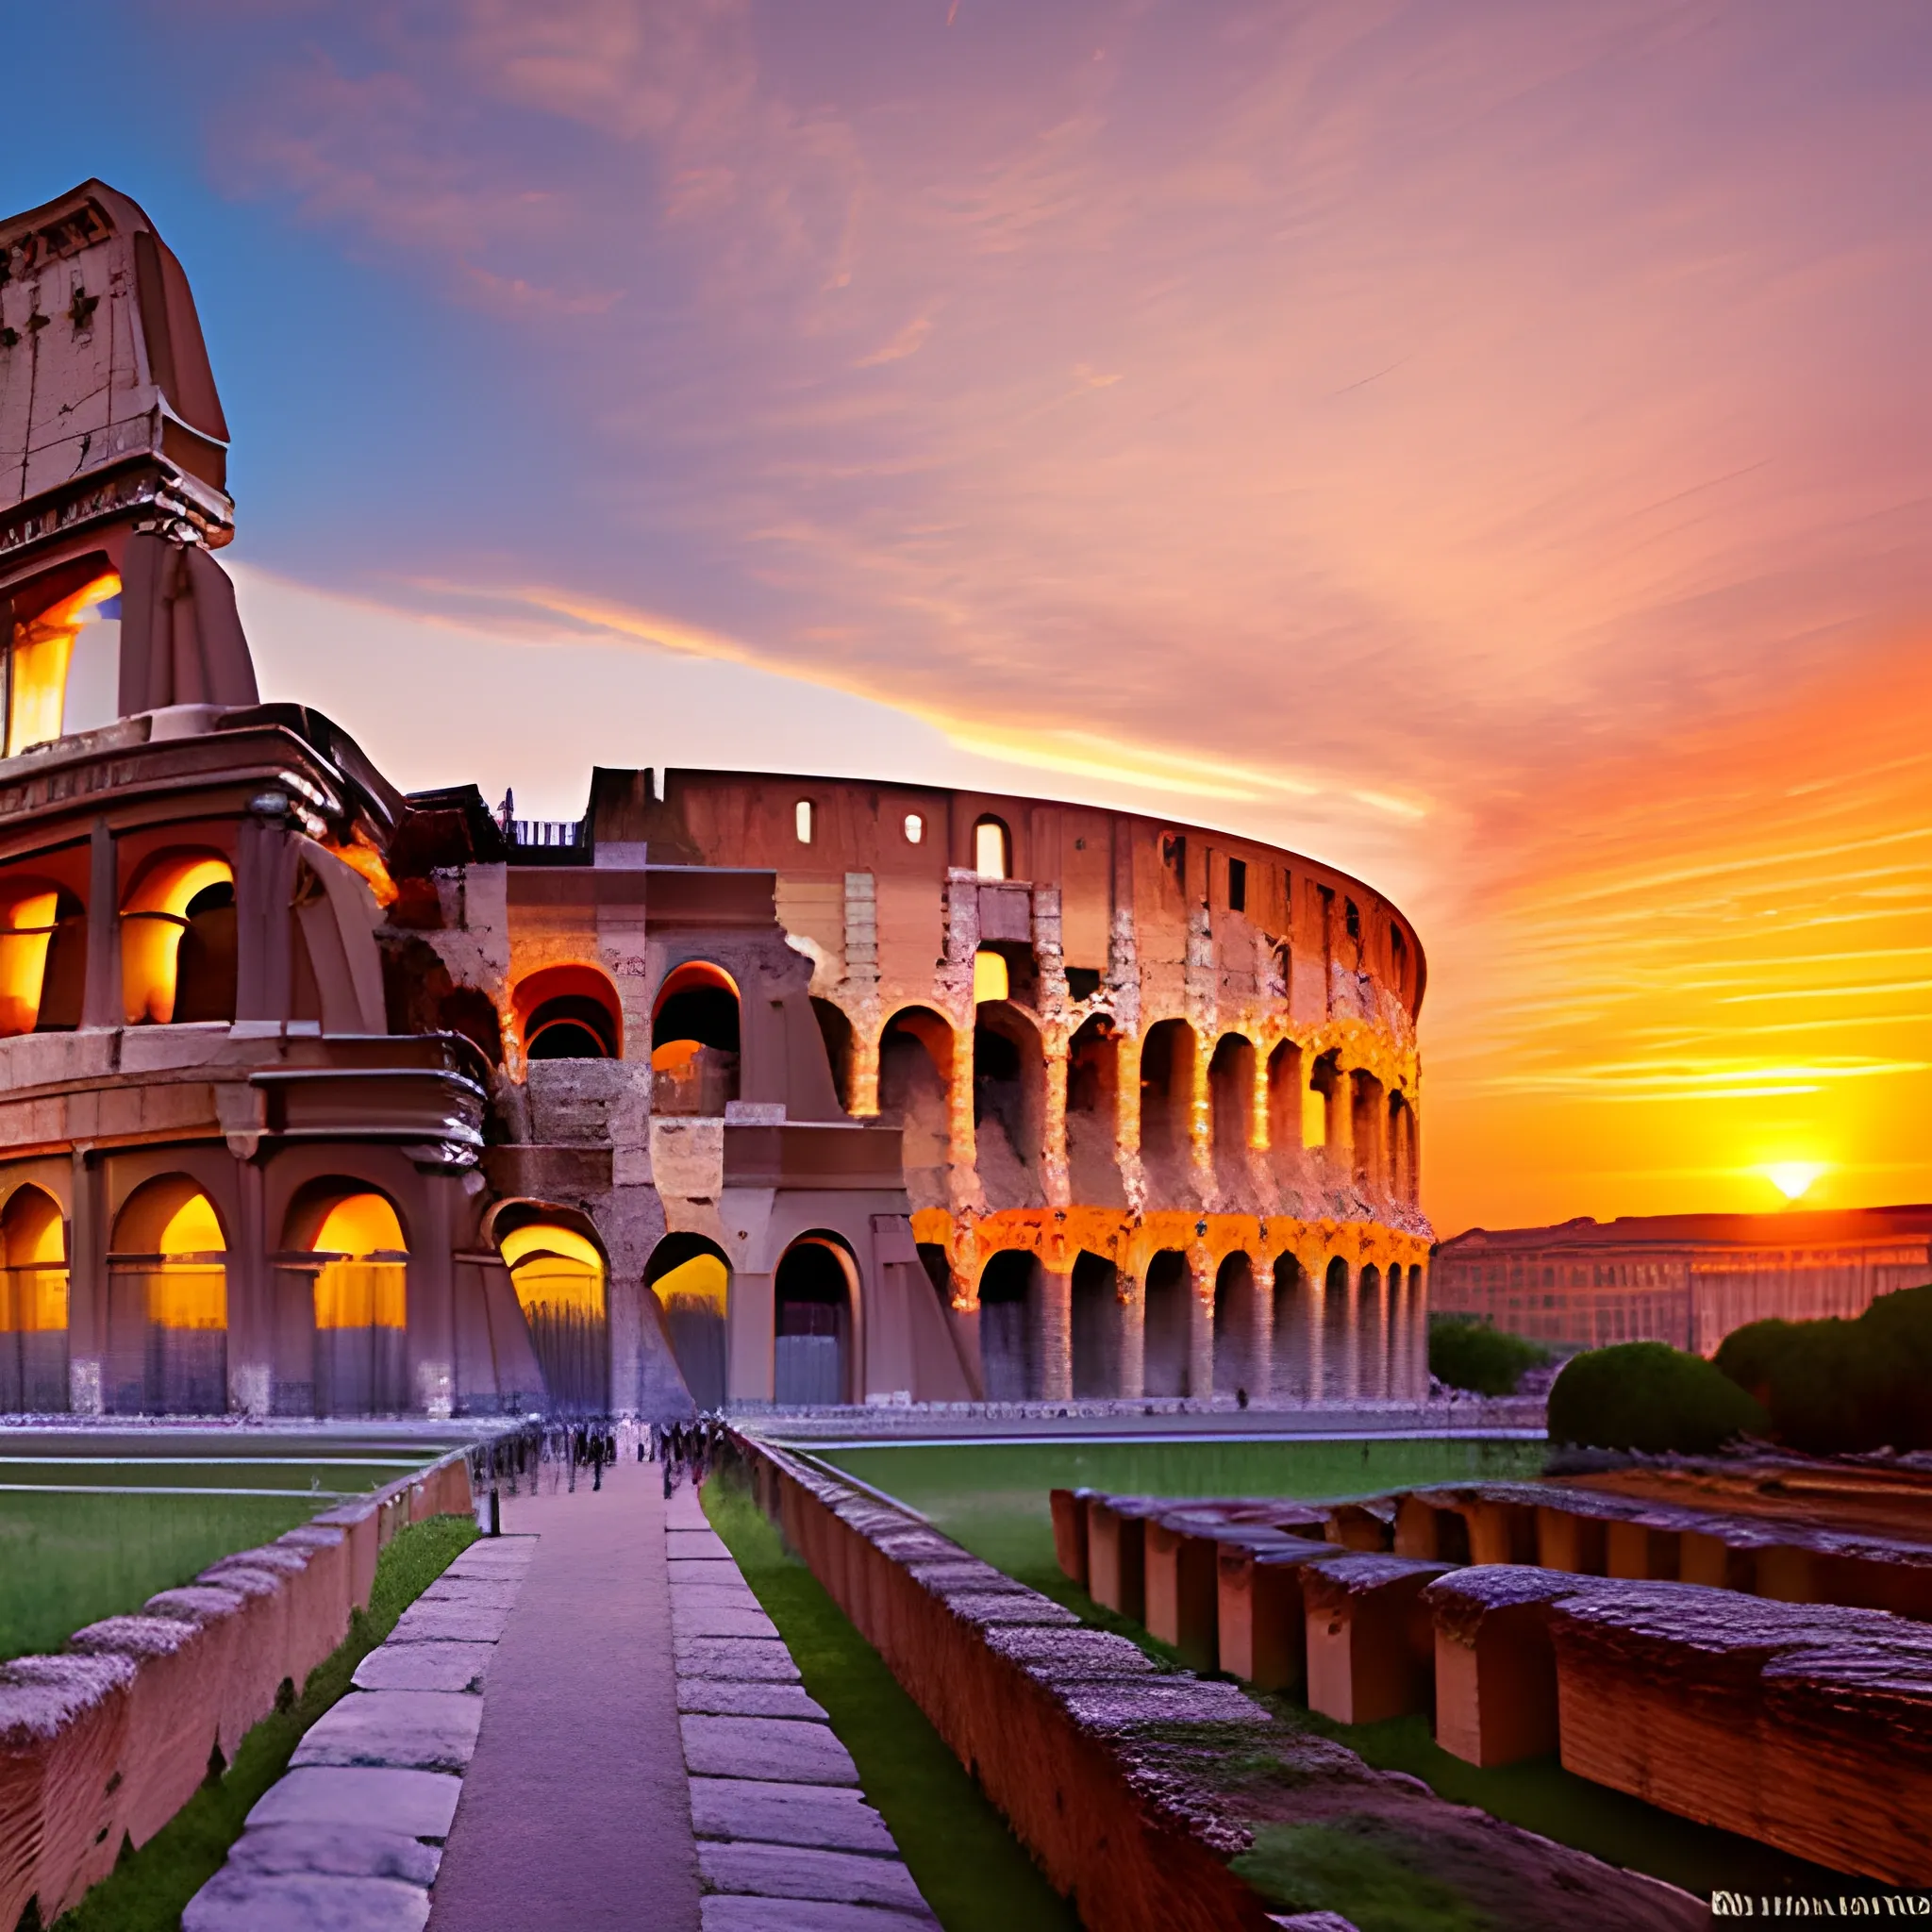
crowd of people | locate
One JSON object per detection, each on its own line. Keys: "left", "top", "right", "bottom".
{"left": 469, "top": 1413, "right": 725, "bottom": 1512}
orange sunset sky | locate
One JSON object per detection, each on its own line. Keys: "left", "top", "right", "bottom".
{"left": 16, "top": 1, "right": 1930, "bottom": 1235}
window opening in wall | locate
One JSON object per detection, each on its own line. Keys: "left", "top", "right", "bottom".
{"left": 1160, "top": 832, "right": 1186, "bottom": 891}
{"left": 774, "top": 1238, "right": 852, "bottom": 1406}
{"left": 503, "top": 1221, "right": 608, "bottom": 1416}
{"left": 1227, "top": 857, "right": 1247, "bottom": 913}
{"left": 1064, "top": 967, "right": 1101, "bottom": 1003}
{"left": 1391, "top": 924, "right": 1407, "bottom": 994}
{"left": 5, "top": 571, "right": 120, "bottom": 757}
{"left": 651, "top": 961, "right": 741, "bottom": 1114}
{"left": 973, "top": 948, "right": 1009, "bottom": 1004}
{"left": 974, "top": 816, "right": 1010, "bottom": 879}
{"left": 122, "top": 852, "right": 236, "bottom": 1025}
{"left": 903, "top": 812, "right": 924, "bottom": 844}
{"left": 0, "top": 1186, "right": 68, "bottom": 1415}
{"left": 0, "top": 881, "right": 84, "bottom": 1037}
{"left": 1344, "top": 897, "right": 1360, "bottom": 941}
{"left": 794, "top": 799, "right": 815, "bottom": 843}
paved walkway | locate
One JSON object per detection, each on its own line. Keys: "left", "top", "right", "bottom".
{"left": 427, "top": 1454, "right": 701, "bottom": 1932}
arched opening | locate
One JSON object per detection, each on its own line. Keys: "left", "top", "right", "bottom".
{"left": 121, "top": 851, "right": 236, "bottom": 1025}
{"left": 515, "top": 961, "right": 622, "bottom": 1062}
{"left": 974, "top": 816, "right": 1011, "bottom": 880}
{"left": 652, "top": 960, "right": 741, "bottom": 1114}
{"left": 1323, "top": 1256, "right": 1353, "bottom": 1404}
{"left": 108, "top": 1177, "right": 227, "bottom": 1415}
{"left": 916, "top": 1243, "right": 952, "bottom": 1307}
{"left": 0, "top": 880, "right": 86, "bottom": 1038}
{"left": 648, "top": 1232, "right": 731, "bottom": 1413}
{"left": 1266, "top": 1041, "right": 1303, "bottom": 1187}
{"left": 1143, "top": 1249, "right": 1190, "bottom": 1397}
{"left": 812, "top": 999, "right": 855, "bottom": 1113}
{"left": 1350, "top": 1071, "right": 1384, "bottom": 1192}
{"left": 973, "top": 1002, "right": 1044, "bottom": 1210}
{"left": 284, "top": 1184, "right": 409, "bottom": 1418}
{"left": 1359, "top": 1263, "right": 1385, "bottom": 1398}
{"left": 1066, "top": 1016, "right": 1125, "bottom": 1207}
{"left": 1214, "top": 1251, "right": 1261, "bottom": 1395}
{"left": 500, "top": 1220, "right": 608, "bottom": 1416}
{"left": 1071, "top": 1251, "right": 1117, "bottom": 1398}
{"left": 5, "top": 569, "right": 119, "bottom": 756}
{"left": 0, "top": 1186, "right": 68, "bottom": 1414}
{"left": 1208, "top": 1034, "right": 1256, "bottom": 1198}
{"left": 1272, "top": 1254, "right": 1307, "bottom": 1399}
{"left": 774, "top": 1237, "right": 854, "bottom": 1407}
{"left": 1138, "top": 1019, "right": 1195, "bottom": 1196}
{"left": 877, "top": 1008, "right": 952, "bottom": 1209}
{"left": 1310, "top": 1052, "right": 1342, "bottom": 1164}
{"left": 976, "top": 1249, "right": 1033, "bottom": 1401}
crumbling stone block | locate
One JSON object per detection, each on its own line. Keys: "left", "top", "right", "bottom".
{"left": 1144, "top": 1513, "right": 1227, "bottom": 1671}
{"left": 1216, "top": 1537, "right": 1341, "bottom": 1691}
{"left": 1050, "top": 1488, "right": 1090, "bottom": 1589}
{"left": 1301, "top": 1555, "right": 1450, "bottom": 1725}
{"left": 1425, "top": 1568, "right": 1582, "bottom": 1768}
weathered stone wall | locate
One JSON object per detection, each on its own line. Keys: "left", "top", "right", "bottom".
{"left": 0, "top": 1453, "right": 472, "bottom": 1930}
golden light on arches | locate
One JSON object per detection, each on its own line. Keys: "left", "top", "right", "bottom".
{"left": 0, "top": 1187, "right": 67, "bottom": 1338}
{"left": 654, "top": 1253, "right": 728, "bottom": 1317}
{"left": 973, "top": 949, "right": 1009, "bottom": 1004}
{"left": 309, "top": 1191, "right": 408, "bottom": 1331}
{"left": 502, "top": 1222, "right": 606, "bottom": 1320}
{"left": 158, "top": 1192, "right": 225, "bottom": 1257}
{"left": 0, "top": 882, "right": 65, "bottom": 1037}
{"left": 6, "top": 570, "right": 120, "bottom": 757}
{"left": 121, "top": 850, "right": 235, "bottom": 1025}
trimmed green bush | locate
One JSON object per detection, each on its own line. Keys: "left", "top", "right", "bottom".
{"left": 1713, "top": 1284, "right": 1932, "bottom": 1454}
{"left": 1427, "top": 1318, "right": 1549, "bottom": 1397}
{"left": 1548, "top": 1341, "right": 1768, "bottom": 1455}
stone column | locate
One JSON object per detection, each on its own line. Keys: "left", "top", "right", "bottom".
{"left": 1341, "top": 1262, "right": 1361, "bottom": 1404}
{"left": 1041, "top": 1036, "right": 1071, "bottom": 1208}
{"left": 1186, "top": 1243, "right": 1215, "bottom": 1400}
{"left": 82, "top": 818, "right": 121, "bottom": 1028}
{"left": 1392, "top": 1265, "right": 1412, "bottom": 1401}
{"left": 226, "top": 1154, "right": 272, "bottom": 1417}
{"left": 726, "top": 1270, "right": 776, "bottom": 1404}
{"left": 1412, "top": 1265, "right": 1430, "bottom": 1397}
{"left": 1117, "top": 1035, "right": 1145, "bottom": 1211}
{"left": 1251, "top": 1254, "right": 1275, "bottom": 1397}
{"left": 946, "top": 1024, "right": 978, "bottom": 1207}
{"left": 1372, "top": 1264, "right": 1391, "bottom": 1401}
{"left": 1189, "top": 1038, "right": 1214, "bottom": 1199}
{"left": 67, "top": 1148, "right": 105, "bottom": 1415}
{"left": 1115, "top": 1264, "right": 1145, "bottom": 1399}
{"left": 408, "top": 1177, "right": 456, "bottom": 1419}
{"left": 1307, "top": 1259, "right": 1326, "bottom": 1402}
{"left": 1035, "top": 1259, "right": 1073, "bottom": 1401}
{"left": 1326, "top": 1069, "right": 1354, "bottom": 1186}
{"left": 849, "top": 1030, "right": 880, "bottom": 1118}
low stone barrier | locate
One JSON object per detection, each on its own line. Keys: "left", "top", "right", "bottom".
{"left": 733, "top": 1437, "right": 1706, "bottom": 1932}
{"left": 0, "top": 1448, "right": 474, "bottom": 1931}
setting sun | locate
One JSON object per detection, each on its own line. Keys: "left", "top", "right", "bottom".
{"left": 1762, "top": 1162, "right": 1826, "bottom": 1204}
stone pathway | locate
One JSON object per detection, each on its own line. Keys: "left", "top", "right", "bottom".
{"left": 184, "top": 1532, "right": 536, "bottom": 1931}
{"left": 665, "top": 1481, "right": 939, "bottom": 1931}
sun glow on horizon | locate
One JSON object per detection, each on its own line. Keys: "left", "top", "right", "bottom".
{"left": 1761, "top": 1162, "right": 1826, "bottom": 1205}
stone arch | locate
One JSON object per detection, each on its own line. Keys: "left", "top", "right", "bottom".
{"left": 877, "top": 1007, "right": 953, "bottom": 1210}
{"left": 976, "top": 1248, "right": 1034, "bottom": 1401}
{"left": 651, "top": 960, "right": 740, "bottom": 1110}
{"left": 811, "top": 998, "right": 856, "bottom": 1113}
{"left": 514, "top": 961, "right": 623, "bottom": 1062}
{"left": 1266, "top": 1041, "right": 1303, "bottom": 1187}
{"left": 108, "top": 1174, "right": 228, "bottom": 1415}
{"left": 648, "top": 1231, "right": 731, "bottom": 1413}
{"left": 973, "top": 815, "right": 1012, "bottom": 880}
{"left": 495, "top": 1208, "right": 609, "bottom": 1416}
{"left": 1138, "top": 1019, "right": 1195, "bottom": 1200}
{"left": 774, "top": 1234, "right": 858, "bottom": 1407}
{"left": 1323, "top": 1255, "right": 1353, "bottom": 1403}
{"left": 0, "top": 875, "right": 86, "bottom": 1038}
{"left": 1359, "top": 1262, "right": 1386, "bottom": 1398}
{"left": 1065, "top": 1015, "right": 1125, "bottom": 1209}
{"left": 281, "top": 1178, "right": 410, "bottom": 1417}
{"left": 0, "top": 1183, "right": 67, "bottom": 1413}
{"left": 1071, "top": 1250, "right": 1117, "bottom": 1397}
{"left": 1208, "top": 1033, "right": 1256, "bottom": 1201}
{"left": 1213, "top": 1249, "right": 1264, "bottom": 1395}
{"left": 121, "top": 847, "right": 235, "bottom": 1026}
{"left": 1271, "top": 1253, "right": 1308, "bottom": 1399}
{"left": 1143, "top": 1248, "right": 1190, "bottom": 1397}
{"left": 973, "top": 1002, "right": 1045, "bottom": 1210}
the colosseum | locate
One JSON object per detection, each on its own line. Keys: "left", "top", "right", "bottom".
{"left": 0, "top": 179, "right": 1429, "bottom": 1420}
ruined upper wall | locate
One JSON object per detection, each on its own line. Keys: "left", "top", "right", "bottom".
{"left": 626, "top": 767, "right": 1426, "bottom": 1019}
{"left": 1, "top": 182, "right": 231, "bottom": 550}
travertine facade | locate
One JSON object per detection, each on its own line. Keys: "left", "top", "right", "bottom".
{"left": 0, "top": 180, "right": 1429, "bottom": 1417}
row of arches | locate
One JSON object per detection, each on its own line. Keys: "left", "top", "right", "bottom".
{"left": 0, "top": 1174, "right": 607, "bottom": 1419}
{"left": 974, "top": 1247, "right": 1427, "bottom": 1404}
{"left": 844, "top": 1001, "right": 1418, "bottom": 1210}
{"left": 0, "top": 848, "right": 238, "bottom": 1037}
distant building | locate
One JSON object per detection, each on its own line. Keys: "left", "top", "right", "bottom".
{"left": 1431, "top": 1206, "right": 1932, "bottom": 1356}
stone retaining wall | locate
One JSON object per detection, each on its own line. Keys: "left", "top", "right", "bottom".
{"left": 728, "top": 1432, "right": 1704, "bottom": 1932}
{"left": 0, "top": 1451, "right": 473, "bottom": 1930}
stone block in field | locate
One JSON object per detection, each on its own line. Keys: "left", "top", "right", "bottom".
{"left": 1425, "top": 1568, "right": 1582, "bottom": 1768}
{"left": 1216, "top": 1537, "right": 1341, "bottom": 1691}
{"left": 312, "top": 1502, "right": 382, "bottom": 1610}
{"left": 1302, "top": 1554, "right": 1450, "bottom": 1725}
{"left": 1084, "top": 1497, "right": 1147, "bottom": 1620}
{"left": 187, "top": 1565, "right": 291, "bottom": 1745}
{"left": 1050, "top": 1488, "right": 1089, "bottom": 1588}
{"left": 1144, "top": 1513, "right": 1226, "bottom": 1672}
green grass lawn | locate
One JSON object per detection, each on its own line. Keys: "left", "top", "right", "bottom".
{"left": 824, "top": 1436, "right": 1546, "bottom": 1598}
{"left": 0, "top": 1491, "right": 333, "bottom": 1664}
{"left": 705, "top": 1468, "right": 1079, "bottom": 1932}
{"left": 55, "top": 1512, "right": 478, "bottom": 1932}
{"left": 0, "top": 1459, "right": 422, "bottom": 1493}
